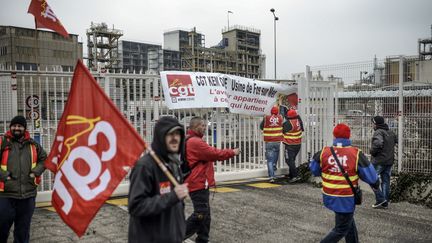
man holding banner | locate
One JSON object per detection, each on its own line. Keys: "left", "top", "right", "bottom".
{"left": 184, "top": 117, "right": 240, "bottom": 243}
{"left": 283, "top": 109, "right": 304, "bottom": 183}
{"left": 128, "top": 116, "right": 189, "bottom": 243}
{"left": 260, "top": 106, "right": 284, "bottom": 183}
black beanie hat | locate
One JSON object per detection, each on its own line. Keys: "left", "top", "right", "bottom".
{"left": 372, "top": 116, "right": 385, "bottom": 125}
{"left": 10, "top": 115, "right": 27, "bottom": 129}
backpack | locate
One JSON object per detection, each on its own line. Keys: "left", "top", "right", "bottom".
{"left": 182, "top": 136, "right": 203, "bottom": 179}
{"left": 181, "top": 137, "right": 192, "bottom": 179}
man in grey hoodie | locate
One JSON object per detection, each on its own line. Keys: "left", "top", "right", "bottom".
{"left": 370, "top": 116, "right": 398, "bottom": 209}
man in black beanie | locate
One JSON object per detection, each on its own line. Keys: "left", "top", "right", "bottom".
{"left": 0, "top": 115, "right": 47, "bottom": 243}
{"left": 370, "top": 116, "right": 398, "bottom": 209}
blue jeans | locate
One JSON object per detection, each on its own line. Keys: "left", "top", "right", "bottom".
{"left": 373, "top": 164, "right": 392, "bottom": 202}
{"left": 284, "top": 144, "right": 301, "bottom": 178}
{"left": 0, "top": 197, "right": 36, "bottom": 243}
{"left": 265, "top": 142, "right": 280, "bottom": 178}
{"left": 321, "top": 212, "right": 358, "bottom": 243}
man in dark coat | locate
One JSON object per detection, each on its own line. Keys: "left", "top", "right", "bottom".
{"left": 370, "top": 116, "right": 398, "bottom": 209}
{"left": 0, "top": 115, "right": 47, "bottom": 243}
{"left": 128, "top": 116, "right": 189, "bottom": 243}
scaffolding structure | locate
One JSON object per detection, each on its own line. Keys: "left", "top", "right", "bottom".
{"left": 86, "top": 22, "right": 123, "bottom": 71}
{"left": 178, "top": 26, "right": 263, "bottom": 79}
{"left": 418, "top": 25, "right": 432, "bottom": 61}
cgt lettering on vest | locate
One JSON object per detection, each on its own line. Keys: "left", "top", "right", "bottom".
{"left": 51, "top": 120, "right": 117, "bottom": 215}
{"left": 327, "top": 153, "right": 348, "bottom": 173}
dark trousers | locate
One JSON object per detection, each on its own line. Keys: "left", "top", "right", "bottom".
{"left": 0, "top": 197, "right": 36, "bottom": 243}
{"left": 284, "top": 144, "right": 301, "bottom": 178}
{"left": 321, "top": 212, "right": 358, "bottom": 243}
{"left": 185, "top": 189, "right": 211, "bottom": 243}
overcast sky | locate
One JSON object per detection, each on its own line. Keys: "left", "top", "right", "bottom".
{"left": 1, "top": 0, "right": 431, "bottom": 79}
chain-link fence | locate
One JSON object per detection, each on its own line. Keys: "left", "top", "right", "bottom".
{"left": 309, "top": 57, "right": 432, "bottom": 173}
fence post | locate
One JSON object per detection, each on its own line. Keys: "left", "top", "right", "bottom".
{"left": 216, "top": 108, "right": 222, "bottom": 173}
{"left": 298, "top": 68, "right": 306, "bottom": 163}
{"left": 103, "top": 75, "right": 110, "bottom": 96}
{"left": 153, "top": 77, "right": 159, "bottom": 121}
{"left": 11, "top": 69, "right": 18, "bottom": 117}
{"left": 398, "top": 56, "right": 404, "bottom": 173}
{"left": 304, "top": 66, "right": 311, "bottom": 160}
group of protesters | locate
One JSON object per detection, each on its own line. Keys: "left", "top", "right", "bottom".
{"left": 260, "top": 105, "right": 304, "bottom": 183}
{"left": 0, "top": 109, "right": 396, "bottom": 243}
{"left": 261, "top": 105, "right": 397, "bottom": 243}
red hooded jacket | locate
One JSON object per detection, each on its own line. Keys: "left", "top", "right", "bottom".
{"left": 185, "top": 129, "right": 236, "bottom": 192}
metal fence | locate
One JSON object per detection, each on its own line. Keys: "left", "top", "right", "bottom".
{"left": 1, "top": 57, "right": 430, "bottom": 202}
{"left": 0, "top": 68, "right": 275, "bottom": 201}
{"left": 308, "top": 56, "right": 432, "bottom": 174}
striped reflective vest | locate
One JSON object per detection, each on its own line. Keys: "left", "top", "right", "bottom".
{"left": 263, "top": 114, "right": 283, "bottom": 142}
{"left": 320, "top": 146, "right": 359, "bottom": 197}
{"left": 0, "top": 137, "right": 41, "bottom": 192}
{"left": 283, "top": 119, "right": 302, "bottom": 145}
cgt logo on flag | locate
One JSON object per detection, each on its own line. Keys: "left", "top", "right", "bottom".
{"left": 46, "top": 60, "right": 145, "bottom": 237}
{"left": 50, "top": 115, "right": 115, "bottom": 214}
{"left": 28, "top": 0, "right": 69, "bottom": 38}
{"left": 166, "top": 74, "right": 195, "bottom": 103}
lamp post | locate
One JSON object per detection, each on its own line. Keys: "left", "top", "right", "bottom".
{"left": 270, "top": 8, "right": 279, "bottom": 81}
{"left": 227, "top": 11, "right": 233, "bottom": 29}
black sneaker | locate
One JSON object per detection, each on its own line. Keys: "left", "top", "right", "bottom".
{"left": 372, "top": 200, "right": 388, "bottom": 209}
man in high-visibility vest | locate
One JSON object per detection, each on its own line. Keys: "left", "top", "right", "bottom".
{"left": 0, "top": 115, "right": 47, "bottom": 243}
{"left": 309, "top": 123, "right": 379, "bottom": 243}
{"left": 260, "top": 106, "right": 283, "bottom": 183}
{"left": 282, "top": 109, "right": 304, "bottom": 183}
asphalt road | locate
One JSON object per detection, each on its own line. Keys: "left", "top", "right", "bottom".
{"left": 12, "top": 179, "right": 432, "bottom": 243}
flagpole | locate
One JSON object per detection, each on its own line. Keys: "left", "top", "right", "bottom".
{"left": 148, "top": 149, "right": 180, "bottom": 186}
{"left": 227, "top": 11, "right": 229, "bottom": 29}
{"left": 34, "top": 18, "right": 39, "bottom": 71}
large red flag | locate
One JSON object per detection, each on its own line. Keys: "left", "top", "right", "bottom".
{"left": 27, "top": 0, "right": 69, "bottom": 38}
{"left": 45, "top": 60, "right": 146, "bottom": 237}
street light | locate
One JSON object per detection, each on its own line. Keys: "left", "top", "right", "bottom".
{"left": 270, "top": 8, "right": 279, "bottom": 81}
{"left": 227, "top": 11, "right": 233, "bottom": 29}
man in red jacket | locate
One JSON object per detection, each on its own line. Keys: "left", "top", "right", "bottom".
{"left": 184, "top": 117, "right": 240, "bottom": 243}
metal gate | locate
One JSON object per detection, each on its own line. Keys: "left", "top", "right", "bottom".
{"left": 297, "top": 66, "right": 337, "bottom": 164}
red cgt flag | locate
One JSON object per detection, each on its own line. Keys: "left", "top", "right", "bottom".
{"left": 45, "top": 60, "right": 146, "bottom": 237}
{"left": 27, "top": 0, "right": 69, "bottom": 38}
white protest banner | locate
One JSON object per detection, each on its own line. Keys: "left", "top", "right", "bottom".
{"left": 160, "top": 71, "right": 297, "bottom": 116}
{"left": 224, "top": 74, "right": 297, "bottom": 116}
{"left": 160, "top": 71, "right": 227, "bottom": 109}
